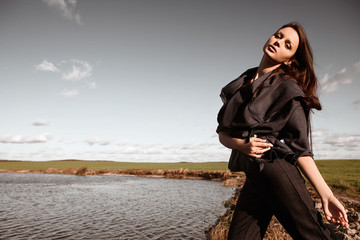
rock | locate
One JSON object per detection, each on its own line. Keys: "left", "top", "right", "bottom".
{"left": 222, "top": 178, "right": 243, "bottom": 187}
{"left": 75, "top": 167, "right": 88, "bottom": 176}
{"left": 86, "top": 170, "right": 96, "bottom": 175}
{"left": 356, "top": 222, "right": 360, "bottom": 231}
{"left": 332, "top": 232, "right": 352, "bottom": 240}
{"left": 315, "top": 202, "right": 322, "bottom": 209}
{"left": 97, "top": 169, "right": 110, "bottom": 174}
{"left": 44, "top": 168, "right": 58, "bottom": 173}
{"left": 346, "top": 228, "right": 357, "bottom": 236}
{"left": 326, "top": 223, "right": 338, "bottom": 231}
{"left": 154, "top": 169, "right": 164, "bottom": 175}
{"left": 63, "top": 168, "right": 77, "bottom": 174}
{"left": 348, "top": 211, "right": 360, "bottom": 222}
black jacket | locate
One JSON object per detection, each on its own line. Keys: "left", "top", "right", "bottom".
{"left": 217, "top": 68, "right": 312, "bottom": 173}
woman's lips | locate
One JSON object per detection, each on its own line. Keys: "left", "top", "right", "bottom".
{"left": 268, "top": 45, "right": 277, "bottom": 53}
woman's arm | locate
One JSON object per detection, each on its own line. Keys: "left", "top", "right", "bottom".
{"left": 218, "top": 132, "right": 272, "bottom": 158}
{"left": 297, "top": 156, "right": 349, "bottom": 227}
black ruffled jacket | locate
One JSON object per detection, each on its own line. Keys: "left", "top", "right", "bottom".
{"left": 216, "top": 68, "right": 313, "bottom": 173}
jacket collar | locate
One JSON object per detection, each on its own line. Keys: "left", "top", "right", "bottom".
{"left": 220, "top": 67, "right": 276, "bottom": 102}
{"left": 249, "top": 69, "right": 273, "bottom": 94}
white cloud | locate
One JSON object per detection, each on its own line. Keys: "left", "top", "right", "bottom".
{"left": 108, "top": 142, "right": 224, "bottom": 159}
{"left": 32, "top": 120, "right": 51, "bottom": 126}
{"left": 310, "top": 130, "right": 360, "bottom": 159}
{"left": 35, "top": 59, "right": 95, "bottom": 95}
{"left": 312, "top": 128, "right": 329, "bottom": 137}
{"left": 57, "top": 138, "right": 78, "bottom": 144}
{"left": 62, "top": 59, "right": 93, "bottom": 81}
{"left": 174, "top": 142, "right": 219, "bottom": 150}
{"left": 35, "top": 60, "right": 59, "bottom": 72}
{"left": 75, "top": 144, "right": 229, "bottom": 162}
{"left": 88, "top": 81, "right": 96, "bottom": 89}
{"left": 0, "top": 133, "right": 52, "bottom": 144}
{"left": 320, "top": 61, "right": 360, "bottom": 93}
{"left": 42, "top": 0, "right": 82, "bottom": 25}
{"left": 121, "top": 146, "right": 164, "bottom": 155}
{"left": 323, "top": 133, "right": 360, "bottom": 151}
{"left": 85, "top": 138, "right": 113, "bottom": 146}
{"left": 300, "top": 129, "right": 360, "bottom": 159}
{"left": 60, "top": 89, "right": 79, "bottom": 97}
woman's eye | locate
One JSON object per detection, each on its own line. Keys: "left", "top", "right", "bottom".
{"left": 286, "top": 44, "right": 291, "bottom": 49}
{"left": 274, "top": 34, "right": 281, "bottom": 39}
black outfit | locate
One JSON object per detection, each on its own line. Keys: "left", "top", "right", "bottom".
{"left": 216, "top": 68, "right": 331, "bottom": 239}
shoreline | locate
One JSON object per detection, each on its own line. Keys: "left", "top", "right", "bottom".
{"left": 0, "top": 167, "right": 245, "bottom": 186}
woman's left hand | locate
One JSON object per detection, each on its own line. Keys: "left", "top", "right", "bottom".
{"left": 297, "top": 156, "right": 349, "bottom": 228}
{"left": 321, "top": 195, "right": 349, "bottom": 228}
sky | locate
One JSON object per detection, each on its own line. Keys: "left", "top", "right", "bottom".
{"left": 0, "top": 0, "right": 359, "bottom": 162}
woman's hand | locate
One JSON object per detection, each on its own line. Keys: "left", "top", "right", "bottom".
{"left": 239, "top": 137, "right": 273, "bottom": 158}
{"left": 297, "top": 156, "right": 349, "bottom": 228}
{"left": 218, "top": 132, "right": 272, "bottom": 158}
{"left": 322, "top": 195, "right": 349, "bottom": 228}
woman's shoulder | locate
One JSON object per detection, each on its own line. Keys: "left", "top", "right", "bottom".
{"left": 220, "top": 67, "right": 258, "bottom": 101}
{"left": 273, "top": 73, "right": 305, "bottom": 97}
{"left": 229, "top": 67, "right": 258, "bottom": 84}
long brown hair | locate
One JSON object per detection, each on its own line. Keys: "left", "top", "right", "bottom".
{"left": 272, "top": 22, "right": 320, "bottom": 149}
{"left": 275, "top": 22, "right": 322, "bottom": 111}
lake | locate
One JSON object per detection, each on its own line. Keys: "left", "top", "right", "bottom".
{"left": 0, "top": 173, "right": 235, "bottom": 239}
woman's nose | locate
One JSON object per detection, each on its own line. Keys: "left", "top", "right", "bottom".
{"left": 273, "top": 41, "right": 280, "bottom": 47}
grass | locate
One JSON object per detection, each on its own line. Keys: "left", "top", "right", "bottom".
{"left": 0, "top": 160, "right": 229, "bottom": 171}
{"left": 1, "top": 159, "right": 359, "bottom": 194}
{"left": 314, "top": 160, "right": 360, "bottom": 194}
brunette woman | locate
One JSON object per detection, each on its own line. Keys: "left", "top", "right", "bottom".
{"left": 216, "top": 22, "right": 348, "bottom": 239}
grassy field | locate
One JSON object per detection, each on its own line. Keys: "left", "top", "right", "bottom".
{"left": 314, "top": 160, "right": 359, "bottom": 193}
{"left": 0, "top": 160, "right": 229, "bottom": 171}
{"left": 1, "top": 159, "right": 359, "bottom": 193}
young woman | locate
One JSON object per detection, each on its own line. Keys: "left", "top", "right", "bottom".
{"left": 216, "top": 22, "right": 348, "bottom": 239}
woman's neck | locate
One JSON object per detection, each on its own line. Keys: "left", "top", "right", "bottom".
{"left": 255, "top": 54, "right": 281, "bottom": 80}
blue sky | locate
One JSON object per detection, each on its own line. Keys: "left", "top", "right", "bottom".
{"left": 0, "top": 0, "right": 359, "bottom": 162}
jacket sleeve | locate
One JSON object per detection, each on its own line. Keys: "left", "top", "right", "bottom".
{"left": 216, "top": 125, "right": 232, "bottom": 135}
{"left": 280, "top": 98, "right": 313, "bottom": 164}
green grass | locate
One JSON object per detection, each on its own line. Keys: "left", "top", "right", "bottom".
{"left": 0, "top": 160, "right": 229, "bottom": 171}
{"left": 315, "top": 160, "right": 360, "bottom": 193}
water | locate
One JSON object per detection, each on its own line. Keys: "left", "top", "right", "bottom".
{"left": 0, "top": 173, "right": 235, "bottom": 239}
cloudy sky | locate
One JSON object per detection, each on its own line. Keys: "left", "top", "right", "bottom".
{"left": 0, "top": 0, "right": 359, "bottom": 162}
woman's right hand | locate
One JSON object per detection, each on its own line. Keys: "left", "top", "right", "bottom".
{"left": 239, "top": 137, "right": 273, "bottom": 158}
{"left": 218, "top": 132, "right": 273, "bottom": 158}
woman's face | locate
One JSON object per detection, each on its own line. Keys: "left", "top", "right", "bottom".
{"left": 263, "top": 27, "right": 300, "bottom": 65}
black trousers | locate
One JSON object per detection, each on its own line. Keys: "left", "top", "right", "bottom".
{"left": 227, "top": 158, "right": 331, "bottom": 240}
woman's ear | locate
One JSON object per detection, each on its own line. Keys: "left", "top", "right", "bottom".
{"left": 284, "top": 59, "right": 293, "bottom": 66}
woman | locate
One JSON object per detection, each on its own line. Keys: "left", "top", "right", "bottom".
{"left": 216, "top": 22, "right": 348, "bottom": 239}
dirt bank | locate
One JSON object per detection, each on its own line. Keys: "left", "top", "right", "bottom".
{"left": 0, "top": 167, "right": 244, "bottom": 186}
